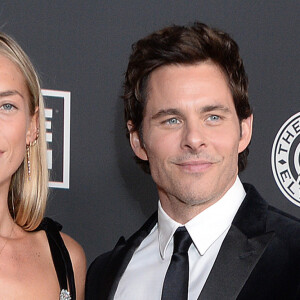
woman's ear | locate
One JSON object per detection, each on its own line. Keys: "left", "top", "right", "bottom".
{"left": 26, "top": 107, "right": 39, "bottom": 145}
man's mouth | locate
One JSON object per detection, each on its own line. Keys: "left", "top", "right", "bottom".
{"left": 175, "top": 160, "right": 214, "bottom": 173}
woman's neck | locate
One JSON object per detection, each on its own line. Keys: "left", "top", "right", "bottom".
{"left": 0, "top": 181, "right": 15, "bottom": 236}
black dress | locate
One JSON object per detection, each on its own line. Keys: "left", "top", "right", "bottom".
{"left": 36, "top": 217, "right": 76, "bottom": 300}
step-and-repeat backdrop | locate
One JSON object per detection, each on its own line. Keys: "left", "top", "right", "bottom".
{"left": 2, "top": 1, "right": 299, "bottom": 264}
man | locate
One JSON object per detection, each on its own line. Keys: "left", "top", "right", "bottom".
{"left": 86, "top": 22, "right": 300, "bottom": 299}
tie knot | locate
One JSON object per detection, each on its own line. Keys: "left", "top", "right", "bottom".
{"left": 173, "top": 226, "right": 192, "bottom": 254}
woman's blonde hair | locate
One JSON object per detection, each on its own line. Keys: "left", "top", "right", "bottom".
{"left": 0, "top": 32, "right": 48, "bottom": 230}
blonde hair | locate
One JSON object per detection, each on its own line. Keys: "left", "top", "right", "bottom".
{"left": 0, "top": 32, "right": 48, "bottom": 230}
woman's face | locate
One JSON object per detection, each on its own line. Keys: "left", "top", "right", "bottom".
{"left": 0, "top": 54, "right": 37, "bottom": 191}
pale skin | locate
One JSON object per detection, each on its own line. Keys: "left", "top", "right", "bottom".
{"left": 0, "top": 55, "right": 86, "bottom": 299}
{"left": 129, "top": 62, "right": 253, "bottom": 224}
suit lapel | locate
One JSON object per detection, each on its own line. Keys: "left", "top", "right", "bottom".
{"left": 104, "top": 212, "right": 158, "bottom": 300}
{"left": 199, "top": 225, "right": 274, "bottom": 300}
{"left": 199, "top": 184, "right": 275, "bottom": 300}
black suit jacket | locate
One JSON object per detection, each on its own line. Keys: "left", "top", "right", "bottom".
{"left": 86, "top": 184, "right": 300, "bottom": 299}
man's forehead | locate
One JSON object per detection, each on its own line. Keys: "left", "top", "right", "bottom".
{"left": 145, "top": 63, "right": 232, "bottom": 107}
{"left": 148, "top": 60, "right": 227, "bottom": 82}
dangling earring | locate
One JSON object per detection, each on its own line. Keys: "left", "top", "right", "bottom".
{"left": 26, "top": 128, "right": 39, "bottom": 181}
{"left": 31, "top": 127, "right": 39, "bottom": 146}
{"left": 26, "top": 144, "right": 31, "bottom": 181}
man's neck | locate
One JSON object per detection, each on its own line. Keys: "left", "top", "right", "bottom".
{"left": 159, "top": 177, "right": 240, "bottom": 224}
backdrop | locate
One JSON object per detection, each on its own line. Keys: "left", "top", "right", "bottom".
{"left": 1, "top": 1, "right": 299, "bottom": 265}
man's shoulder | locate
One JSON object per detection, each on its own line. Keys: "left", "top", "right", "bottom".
{"left": 85, "top": 249, "right": 114, "bottom": 297}
{"left": 87, "top": 235, "right": 127, "bottom": 278}
{"left": 88, "top": 249, "right": 113, "bottom": 274}
{"left": 86, "top": 212, "right": 158, "bottom": 297}
{"left": 267, "top": 204, "right": 300, "bottom": 224}
{"left": 267, "top": 204, "right": 300, "bottom": 242}
{"left": 243, "top": 183, "right": 300, "bottom": 243}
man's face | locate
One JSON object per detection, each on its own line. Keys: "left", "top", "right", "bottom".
{"left": 129, "top": 62, "right": 252, "bottom": 217}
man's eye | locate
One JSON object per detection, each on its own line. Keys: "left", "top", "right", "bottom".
{"left": 208, "top": 115, "right": 220, "bottom": 121}
{"left": 1, "top": 103, "right": 15, "bottom": 111}
{"left": 166, "top": 118, "right": 180, "bottom": 125}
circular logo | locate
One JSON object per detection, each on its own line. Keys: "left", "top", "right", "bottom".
{"left": 271, "top": 112, "right": 300, "bottom": 207}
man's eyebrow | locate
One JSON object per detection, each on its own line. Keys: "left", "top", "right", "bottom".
{"left": 151, "top": 109, "right": 184, "bottom": 120}
{"left": 151, "top": 105, "right": 231, "bottom": 119}
{"left": 0, "top": 90, "right": 24, "bottom": 99}
{"left": 200, "top": 105, "right": 231, "bottom": 114}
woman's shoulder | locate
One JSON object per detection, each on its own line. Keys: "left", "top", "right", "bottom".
{"left": 37, "top": 217, "right": 86, "bottom": 299}
{"left": 37, "top": 217, "right": 86, "bottom": 262}
{"left": 60, "top": 229, "right": 86, "bottom": 300}
{"left": 60, "top": 231, "right": 86, "bottom": 268}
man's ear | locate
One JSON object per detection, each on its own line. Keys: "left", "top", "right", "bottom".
{"left": 26, "top": 107, "right": 39, "bottom": 145}
{"left": 127, "top": 121, "right": 148, "bottom": 161}
{"left": 238, "top": 114, "right": 253, "bottom": 153}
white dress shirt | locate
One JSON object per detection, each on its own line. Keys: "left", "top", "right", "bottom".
{"left": 114, "top": 177, "right": 246, "bottom": 300}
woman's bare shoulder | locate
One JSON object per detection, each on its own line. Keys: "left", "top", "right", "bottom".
{"left": 60, "top": 232, "right": 86, "bottom": 300}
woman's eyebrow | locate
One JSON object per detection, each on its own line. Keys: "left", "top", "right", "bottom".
{"left": 0, "top": 90, "right": 24, "bottom": 99}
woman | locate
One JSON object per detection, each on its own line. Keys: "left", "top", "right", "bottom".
{"left": 0, "top": 32, "right": 86, "bottom": 299}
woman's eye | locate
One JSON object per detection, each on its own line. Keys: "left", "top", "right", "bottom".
{"left": 1, "top": 103, "right": 15, "bottom": 111}
{"left": 166, "top": 118, "right": 180, "bottom": 125}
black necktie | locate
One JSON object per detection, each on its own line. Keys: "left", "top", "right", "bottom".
{"left": 161, "top": 226, "right": 193, "bottom": 300}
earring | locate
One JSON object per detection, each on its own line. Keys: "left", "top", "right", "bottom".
{"left": 26, "top": 127, "right": 39, "bottom": 180}
{"left": 26, "top": 144, "right": 31, "bottom": 180}
{"left": 31, "top": 128, "right": 39, "bottom": 146}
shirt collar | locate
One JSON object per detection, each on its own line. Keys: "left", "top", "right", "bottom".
{"left": 158, "top": 177, "right": 246, "bottom": 258}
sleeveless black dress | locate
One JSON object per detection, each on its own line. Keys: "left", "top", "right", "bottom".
{"left": 35, "top": 217, "right": 76, "bottom": 300}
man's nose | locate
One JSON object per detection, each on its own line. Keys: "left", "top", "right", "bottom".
{"left": 180, "top": 120, "right": 206, "bottom": 152}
